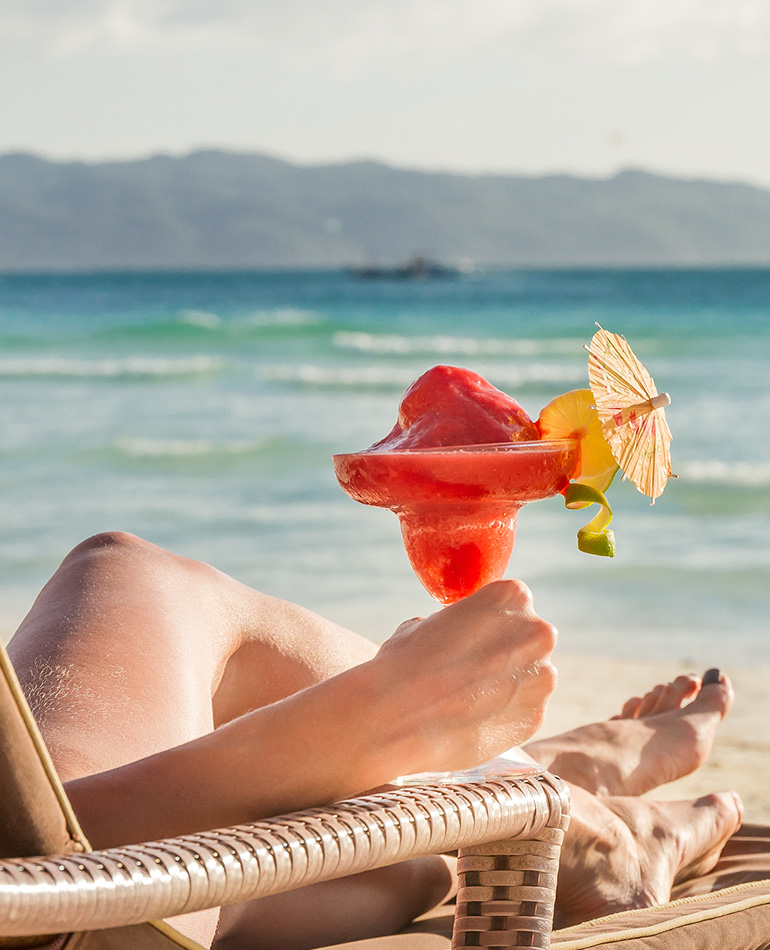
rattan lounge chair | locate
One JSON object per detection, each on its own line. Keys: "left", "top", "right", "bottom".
{"left": 4, "top": 636, "right": 770, "bottom": 950}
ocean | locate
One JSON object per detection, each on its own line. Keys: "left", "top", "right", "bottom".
{"left": 0, "top": 268, "right": 768, "bottom": 669}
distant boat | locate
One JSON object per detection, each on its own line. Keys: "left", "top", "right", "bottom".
{"left": 349, "top": 254, "right": 459, "bottom": 280}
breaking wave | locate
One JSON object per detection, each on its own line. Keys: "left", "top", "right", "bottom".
{"left": 333, "top": 331, "right": 584, "bottom": 357}
{"left": 676, "top": 459, "right": 770, "bottom": 488}
{"left": 0, "top": 356, "right": 224, "bottom": 379}
{"left": 262, "top": 361, "right": 584, "bottom": 391}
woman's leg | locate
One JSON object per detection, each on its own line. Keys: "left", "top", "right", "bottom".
{"left": 9, "top": 532, "right": 379, "bottom": 780}
{"left": 213, "top": 859, "right": 456, "bottom": 950}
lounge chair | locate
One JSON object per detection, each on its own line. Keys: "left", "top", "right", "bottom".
{"left": 2, "top": 639, "right": 770, "bottom": 950}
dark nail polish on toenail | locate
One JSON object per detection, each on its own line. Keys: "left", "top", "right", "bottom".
{"left": 703, "top": 668, "right": 722, "bottom": 685}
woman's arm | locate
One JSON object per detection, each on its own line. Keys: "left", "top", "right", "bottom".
{"left": 65, "top": 579, "right": 558, "bottom": 848}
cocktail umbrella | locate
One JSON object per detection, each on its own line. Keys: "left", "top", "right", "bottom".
{"left": 586, "top": 324, "right": 675, "bottom": 503}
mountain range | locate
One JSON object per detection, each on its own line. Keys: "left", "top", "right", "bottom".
{"left": 2, "top": 150, "right": 770, "bottom": 271}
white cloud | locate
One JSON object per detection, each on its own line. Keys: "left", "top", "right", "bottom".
{"left": 3, "top": 0, "right": 769, "bottom": 65}
{"left": 2, "top": 0, "right": 768, "bottom": 187}
{"left": 548, "top": 0, "right": 770, "bottom": 64}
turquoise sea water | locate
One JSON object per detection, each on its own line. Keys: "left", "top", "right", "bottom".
{"left": 0, "top": 268, "right": 768, "bottom": 667}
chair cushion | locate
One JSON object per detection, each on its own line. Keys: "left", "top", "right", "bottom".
{"left": 553, "top": 879, "right": 770, "bottom": 949}
{"left": 56, "top": 924, "right": 205, "bottom": 949}
{"left": 314, "top": 879, "right": 770, "bottom": 949}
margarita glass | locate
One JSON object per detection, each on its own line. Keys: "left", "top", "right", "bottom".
{"left": 333, "top": 437, "right": 579, "bottom": 782}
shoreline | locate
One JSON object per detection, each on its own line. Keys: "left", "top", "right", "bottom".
{"left": 541, "top": 653, "right": 770, "bottom": 824}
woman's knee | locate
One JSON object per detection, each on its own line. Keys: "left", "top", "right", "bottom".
{"left": 20, "top": 531, "right": 229, "bottom": 663}
{"left": 54, "top": 532, "right": 166, "bottom": 589}
{"left": 61, "top": 532, "right": 222, "bottom": 593}
{"left": 63, "top": 531, "right": 160, "bottom": 567}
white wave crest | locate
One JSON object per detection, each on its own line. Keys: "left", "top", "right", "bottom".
{"left": 0, "top": 356, "right": 224, "bottom": 378}
{"left": 115, "top": 437, "right": 259, "bottom": 459}
{"left": 333, "top": 331, "right": 582, "bottom": 357}
{"left": 177, "top": 309, "right": 222, "bottom": 329}
{"left": 676, "top": 459, "right": 770, "bottom": 487}
{"left": 246, "top": 308, "right": 323, "bottom": 328}
{"left": 262, "top": 364, "right": 419, "bottom": 388}
{"left": 487, "top": 363, "right": 586, "bottom": 388}
{"left": 261, "top": 361, "right": 584, "bottom": 389}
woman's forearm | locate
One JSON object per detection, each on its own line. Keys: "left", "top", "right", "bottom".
{"left": 64, "top": 661, "right": 396, "bottom": 848}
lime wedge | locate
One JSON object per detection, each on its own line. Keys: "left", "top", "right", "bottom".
{"left": 577, "top": 528, "right": 617, "bottom": 557}
{"left": 564, "top": 482, "right": 616, "bottom": 558}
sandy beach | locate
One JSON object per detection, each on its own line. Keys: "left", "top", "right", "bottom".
{"left": 540, "top": 653, "right": 770, "bottom": 824}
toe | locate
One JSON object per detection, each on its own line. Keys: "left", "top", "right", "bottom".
{"left": 691, "top": 670, "right": 734, "bottom": 719}
{"left": 657, "top": 675, "right": 701, "bottom": 712}
{"left": 613, "top": 695, "right": 643, "bottom": 719}
{"left": 640, "top": 675, "right": 700, "bottom": 716}
{"left": 627, "top": 671, "right": 731, "bottom": 720}
{"left": 636, "top": 684, "right": 666, "bottom": 717}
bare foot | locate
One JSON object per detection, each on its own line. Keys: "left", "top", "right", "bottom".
{"left": 523, "top": 670, "right": 734, "bottom": 797}
{"left": 555, "top": 784, "right": 743, "bottom": 927}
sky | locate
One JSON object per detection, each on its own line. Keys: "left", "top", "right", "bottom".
{"left": 2, "top": 0, "right": 770, "bottom": 188}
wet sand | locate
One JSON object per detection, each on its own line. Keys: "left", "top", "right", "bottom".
{"left": 540, "top": 653, "right": 770, "bottom": 824}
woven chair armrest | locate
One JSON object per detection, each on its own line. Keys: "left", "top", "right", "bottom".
{"left": 0, "top": 774, "right": 569, "bottom": 941}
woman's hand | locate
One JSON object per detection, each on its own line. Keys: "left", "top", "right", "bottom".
{"left": 366, "top": 579, "right": 558, "bottom": 779}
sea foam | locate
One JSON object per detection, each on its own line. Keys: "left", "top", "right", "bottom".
{"left": 676, "top": 459, "right": 770, "bottom": 488}
{"left": 114, "top": 437, "right": 259, "bottom": 460}
{"left": 333, "top": 331, "right": 583, "bottom": 357}
{"left": 262, "top": 361, "right": 584, "bottom": 390}
{"left": 0, "top": 356, "right": 224, "bottom": 379}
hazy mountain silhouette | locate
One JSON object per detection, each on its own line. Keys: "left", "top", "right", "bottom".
{"left": 2, "top": 150, "right": 770, "bottom": 270}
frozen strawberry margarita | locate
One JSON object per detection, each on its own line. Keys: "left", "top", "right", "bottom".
{"left": 333, "top": 366, "right": 579, "bottom": 603}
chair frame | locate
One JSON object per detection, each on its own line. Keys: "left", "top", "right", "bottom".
{"left": 0, "top": 774, "right": 570, "bottom": 949}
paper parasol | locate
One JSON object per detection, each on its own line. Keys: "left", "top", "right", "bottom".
{"left": 586, "top": 324, "right": 675, "bottom": 503}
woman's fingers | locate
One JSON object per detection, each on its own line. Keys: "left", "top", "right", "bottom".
{"left": 374, "top": 580, "right": 559, "bottom": 771}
